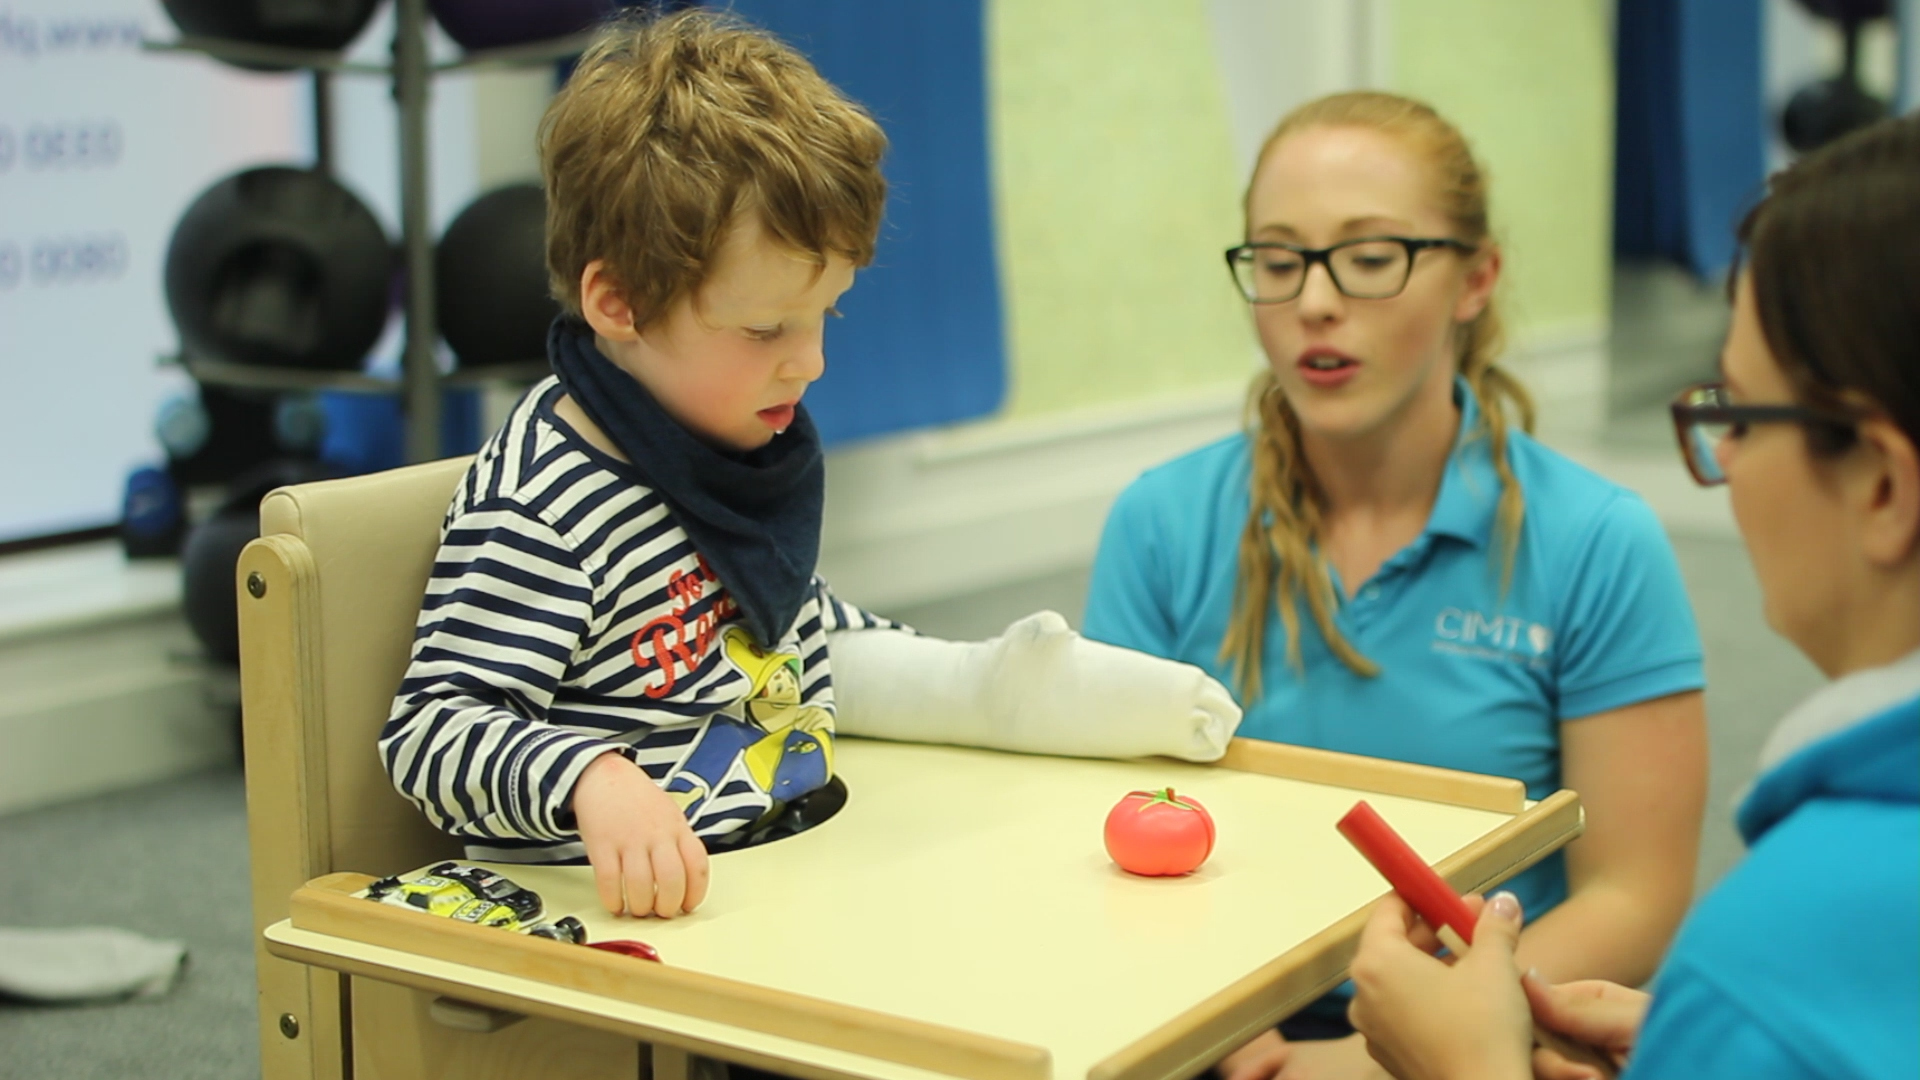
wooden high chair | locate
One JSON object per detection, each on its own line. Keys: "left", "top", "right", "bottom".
{"left": 235, "top": 458, "right": 1588, "bottom": 1080}
{"left": 237, "top": 457, "right": 644, "bottom": 1080}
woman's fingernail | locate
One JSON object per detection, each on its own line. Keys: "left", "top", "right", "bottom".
{"left": 1489, "top": 891, "right": 1521, "bottom": 921}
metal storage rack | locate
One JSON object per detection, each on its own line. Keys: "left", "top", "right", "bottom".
{"left": 147, "top": 0, "right": 580, "bottom": 462}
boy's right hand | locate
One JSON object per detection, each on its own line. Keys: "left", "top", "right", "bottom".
{"left": 572, "top": 752, "right": 711, "bottom": 918}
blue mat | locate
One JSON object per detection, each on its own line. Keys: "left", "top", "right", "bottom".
{"left": 722, "top": 1, "right": 1006, "bottom": 446}
{"left": 1614, "top": 0, "right": 1766, "bottom": 280}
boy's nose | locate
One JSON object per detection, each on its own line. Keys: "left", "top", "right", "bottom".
{"left": 785, "top": 331, "right": 827, "bottom": 383}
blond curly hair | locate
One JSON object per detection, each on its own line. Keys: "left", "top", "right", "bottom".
{"left": 539, "top": 8, "right": 888, "bottom": 327}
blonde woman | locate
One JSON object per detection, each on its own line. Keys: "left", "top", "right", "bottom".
{"left": 1083, "top": 93, "right": 1708, "bottom": 1080}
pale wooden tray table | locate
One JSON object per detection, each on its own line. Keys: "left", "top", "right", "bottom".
{"left": 265, "top": 736, "right": 1581, "bottom": 1080}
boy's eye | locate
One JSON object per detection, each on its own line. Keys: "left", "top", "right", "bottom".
{"left": 747, "top": 307, "right": 843, "bottom": 340}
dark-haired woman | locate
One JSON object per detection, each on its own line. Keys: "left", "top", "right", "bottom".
{"left": 1346, "top": 113, "right": 1920, "bottom": 1080}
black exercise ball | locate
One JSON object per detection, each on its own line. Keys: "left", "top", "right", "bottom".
{"left": 1781, "top": 77, "right": 1888, "bottom": 154}
{"left": 180, "top": 459, "right": 337, "bottom": 664}
{"left": 436, "top": 184, "right": 558, "bottom": 369}
{"left": 161, "top": 0, "right": 384, "bottom": 55}
{"left": 428, "top": 0, "right": 613, "bottom": 52}
{"left": 166, "top": 167, "right": 392, "bottom": 372}
{"left": 181, "top": 508, "right": 258, "bottom": 664}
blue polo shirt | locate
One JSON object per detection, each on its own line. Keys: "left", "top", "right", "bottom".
{"left": 1085, "top": 386, "right": 1704, "bottom": 931}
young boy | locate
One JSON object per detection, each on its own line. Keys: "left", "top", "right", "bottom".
{"left": 382, "top": 10, "right": 1239, "bottom": 923}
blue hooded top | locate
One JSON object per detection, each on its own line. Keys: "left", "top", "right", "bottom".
{"left": 1626, "top": 650, "right": 1920, "bottom": 1078}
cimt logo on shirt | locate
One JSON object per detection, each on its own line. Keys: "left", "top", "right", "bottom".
{"left": 1433, "top": 607, "right": 1552, "bottom": 668}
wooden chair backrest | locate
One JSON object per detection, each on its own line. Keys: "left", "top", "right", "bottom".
{"left": 237, "top": 454, "right": 471, "bottom": 1080}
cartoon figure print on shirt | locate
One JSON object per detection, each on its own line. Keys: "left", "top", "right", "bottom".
{"left": 663, "top": 625, "right": 835, "bottom": 819}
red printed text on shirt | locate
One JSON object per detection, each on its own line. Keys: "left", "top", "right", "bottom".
{"left": 631, "top": 554, "right": 738, "bottom": 698}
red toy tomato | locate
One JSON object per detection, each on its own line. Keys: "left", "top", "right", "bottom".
{"left": 1104, "top": 787, "right": 1215, "bottom": 876}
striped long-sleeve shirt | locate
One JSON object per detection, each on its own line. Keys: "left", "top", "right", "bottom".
{"left": 381, "top": 377, "right": 896, "bottom": 864}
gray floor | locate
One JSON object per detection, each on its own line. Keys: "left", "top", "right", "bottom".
{"left": 0, "top": 766, "right": 256, "bottom": 1080}
{"left": 0, "top": 534, "right": 1822, "bottom": 1080}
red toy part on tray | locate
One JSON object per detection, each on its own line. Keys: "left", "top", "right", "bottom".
{"left": 587, "top": 939, "right": 662, "bottom": 962}
{"left": 1104, "top": 787, "right": 1216, "bottom": 876}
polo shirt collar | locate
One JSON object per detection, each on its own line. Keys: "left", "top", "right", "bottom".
{"left": 1423, "top": 376, "right": 1501, "bottom": 549}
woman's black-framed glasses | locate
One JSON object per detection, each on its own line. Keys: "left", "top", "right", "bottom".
{"left": 1668, "top": 381, "right": 1861, "bottom": 486}
{"left": 1224, "top": 236, "right": 1477, "bottom": 304}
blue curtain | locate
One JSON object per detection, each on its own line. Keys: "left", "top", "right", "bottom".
{"left": 1614, "top": 0, "right": 1766, "bottom": 279}
{"left": 719, "top": 1, "right": 1006, "bottom": 446}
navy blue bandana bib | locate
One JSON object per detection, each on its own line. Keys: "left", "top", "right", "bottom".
{"left": 548, "top": 318, "right": 823, "bottom": 647}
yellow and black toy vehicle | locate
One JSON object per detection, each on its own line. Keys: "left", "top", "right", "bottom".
{"left": 363, "top": 861, "right": 585, "bottom": 943}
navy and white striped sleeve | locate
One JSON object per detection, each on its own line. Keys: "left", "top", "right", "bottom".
{"left": 813, "top": 577, "right": 910, "bottom": 634}
{"left": 379, "top": 503, "right": 618, "bottom": 844}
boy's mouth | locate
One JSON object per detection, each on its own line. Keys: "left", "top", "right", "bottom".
{"left": 757, "top": 403, "right": 797, "bottom": 431}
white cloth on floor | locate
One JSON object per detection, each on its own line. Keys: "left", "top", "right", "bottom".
{"left": 0, "top": 926, "right": 187, "bottom": 1002}
{"left": 828, "top": 611, "right": 1242, "bottom": 761}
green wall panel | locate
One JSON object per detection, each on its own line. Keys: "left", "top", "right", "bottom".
{"left": 1392, "top": 0, "right": 1615, "bottom": 339}
{"left": 988, "top": 0, "right": 1256, "bottom": 418}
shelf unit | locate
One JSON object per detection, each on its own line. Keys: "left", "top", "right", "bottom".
{"left": 161, "top": 352, "right": 550, "bottom": 395}
{"left": 145, "top": 1, "right": 584, "bottom": 461}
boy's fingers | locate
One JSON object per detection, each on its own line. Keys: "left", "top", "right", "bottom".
{"left": 650, "top": 843, "right": 688, "bottom": 919}
{"left": 679, "top": 834, "right": 711, "bottom": 912}
{"left": 623, "top": 853, "right": 657, "bottom": 919}
{"left": 587, "top": 842, "right": 626, "bottom": 915}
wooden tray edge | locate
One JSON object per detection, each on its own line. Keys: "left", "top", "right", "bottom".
{"left": 263, "top": 919, "right": 957, "bottom": 1080}
{"left": 1214, "top": 740, "right": 1527, "bottom": 814}
{"left": 287, "top": 873, "right": 1051, "bottom": 1080}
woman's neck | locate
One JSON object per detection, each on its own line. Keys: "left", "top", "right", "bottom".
{"left": 1302, "top": 387, "right": 1461, "bottom": 522}
{"left": 1296, "top": 380, "right": 1462, "bottom": 595}
{"left": 1814, "top": 569, "right": 1920, "bottom": 679}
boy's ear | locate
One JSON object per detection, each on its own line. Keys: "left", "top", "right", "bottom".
{"left": 579, "top": 260, "right": 640, "bottom": 342}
